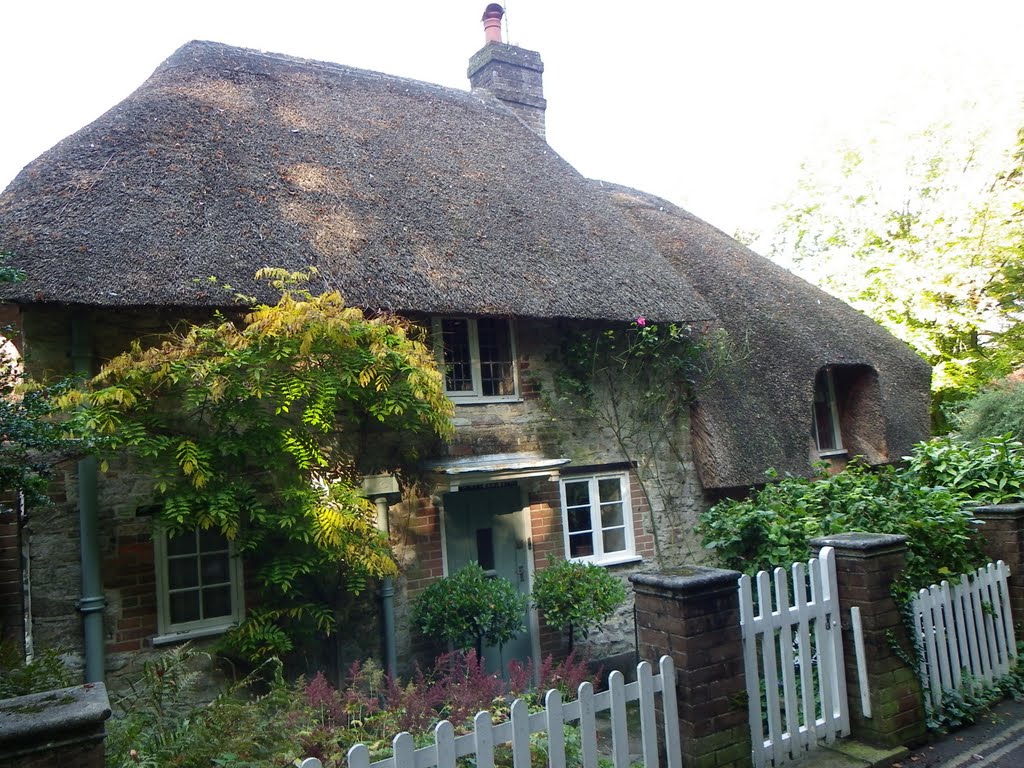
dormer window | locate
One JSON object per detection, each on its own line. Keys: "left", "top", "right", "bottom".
{"left": 433, "top": 317, "right": 518, "bottom": 401}
{"left": 813, "top": 367, "right": 844, "bottom": 455}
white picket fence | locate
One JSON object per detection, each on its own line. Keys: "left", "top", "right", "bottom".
{"left": 739, "top": 546, "right": 849, "bottom": 768}
{"left": 911, "top": 560, "right": 1017, "bottom": 714}
{"left": 306, "top": 656, "right": 679, "bottom": 768}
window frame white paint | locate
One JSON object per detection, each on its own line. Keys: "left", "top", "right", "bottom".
{"left": 431, "top": 316, "right": 520, "bottom": 403}
{"left": 559, "top": 472, "right": 638, "bottom": 567}
{"left": 153, "top": 527, "right": 245, "bottom": 644}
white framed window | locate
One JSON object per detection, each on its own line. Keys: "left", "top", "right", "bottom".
{"left": 432, "top": 316, "right": 518, "bottom": 401}
{"left": 560, "top": 473, "right": 637, "bottom": 565}
{"left": 153, "top": 527, "right": 244, "bottom": 642}
{"left": 813, "top": 367, "right": 845, "bottom": 456}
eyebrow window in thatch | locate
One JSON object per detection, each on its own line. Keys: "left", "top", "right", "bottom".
{"left": 433, "top": 317, "right": 518, "bottom": 401}
{"left": 813, "top": 368, "right": 844, "bottom": 456}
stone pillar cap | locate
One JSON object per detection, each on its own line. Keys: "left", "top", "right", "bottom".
{"left": 810, "top": 532, "right": 907, "bottom": 553}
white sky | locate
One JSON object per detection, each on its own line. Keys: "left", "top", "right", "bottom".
{"left": 3, "top": 0, "right": 1023, "bottom": 237}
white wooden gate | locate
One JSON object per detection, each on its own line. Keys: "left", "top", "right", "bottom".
{"left": 911, "top": 560, "right": 1017, "bottom": 715}
{"left": 327, "top": 656, "right": 680, "bottom": 768}
{"left": 739, "top": 546, "right": 849, "bottom": 768}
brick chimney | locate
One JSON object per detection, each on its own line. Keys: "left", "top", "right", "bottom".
{"left": 467, "top": 4, "right": 547, "bottom": 138}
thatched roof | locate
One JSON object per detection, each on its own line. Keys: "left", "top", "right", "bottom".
{"left": 0, "top": 41, "right": 711, "bottom": 323}
{"left": 0, "top": 40, "right": 931, "bottom": 490}
{"left": 599, "top": 182, "right": 932, "bottom": 490}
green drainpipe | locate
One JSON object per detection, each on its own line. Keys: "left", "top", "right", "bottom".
{"left": 71, "top": 311, "right": 105, "bottom": 683}
{"left": 374, "top": 496, "right": 397, "bottom": 678}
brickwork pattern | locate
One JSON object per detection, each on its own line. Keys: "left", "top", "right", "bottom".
{"left": 810, "top": 536, "right": 926, "bottom": 748}
{"left": 973, "top": 505, "right": 1024, "bottom": 621}
{"left": 631, "top": 571, "right": 751, "bottom": 768}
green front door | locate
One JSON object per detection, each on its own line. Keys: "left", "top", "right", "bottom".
{"left": 444, "top": 484, "right": 532, "bottom": 675}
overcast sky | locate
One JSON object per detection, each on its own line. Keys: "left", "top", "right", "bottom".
{"left": 3, "top": 0, "right": 1023, "bottom": 237}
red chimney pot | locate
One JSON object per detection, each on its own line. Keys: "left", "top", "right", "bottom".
{"left": 482, "top": 3, "right": 504, "bottom": 44}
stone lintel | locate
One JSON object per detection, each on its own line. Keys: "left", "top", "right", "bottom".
{"left": 810, "top": 532, "right": 907, "bottom": 558}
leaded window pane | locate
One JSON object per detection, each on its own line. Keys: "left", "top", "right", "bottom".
{"left": 441, "top": 318, "right": 474, "bottom": 392}
{"left": 477, "top": 318, "right": 515, "bottom": 396}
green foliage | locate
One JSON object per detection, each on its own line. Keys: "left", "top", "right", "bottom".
{"left": 548, "top": 318, "right": 737, "bottom": 564}
{"left": 698, "top": 455, "right": 985, "bottom": 593}
{"left": 411, "top": 563, "right": 527, "bottom": 657}
{"left": 0, "top": 642, "right": 74, "bottom": 698}
{"left": 907, "top": 434, "right": 1024, "bottom": 505}
{"left": 106, "top": 644, "right": 597, "bottom": 768}
{"left": 0, "top": 370, "right": 77, "bottom": 509}
{"left": 762, "top": 124, "right": 1024, "bottom": 422}
{"left": 0, "top": 252, "right": 24, "bottom": 285}
{"left": 954, "top": 379, "right": 1024, "bottom": 442}
{"left": 58, "top": 269, "right": 454, "bottom": 662}
{"left": 531, "top": 559, "right": 627, "bottom": 651}
{"left": 553, "top": 319, "right": 705, "bottom": 425}
{"left": 0, "top": 255, "right": 78, "bottom": 507}
{"left": 105, "top": 645, "right": 298, "bottom": 768}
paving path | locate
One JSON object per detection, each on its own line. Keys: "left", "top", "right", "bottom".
{"left": 894, "top": 699, "right": 1024, "bottom": 768}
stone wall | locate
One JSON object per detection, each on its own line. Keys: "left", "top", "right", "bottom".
{"left": 13, "top": 306, "right": 711, "bottom": 684}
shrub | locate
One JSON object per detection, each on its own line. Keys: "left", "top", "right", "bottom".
{"left": 954, "top": 378, "right": 1024, "bottom": 442}
{"left": 411, "top": 563, "right": 527, "bottom": 658}
{"left": 907, "top": 434, "right": 1024, "bottom": 505}
{"left": 105, "top": 644, "right": 599, "bottom": 768}
{"left": 531, "top": 559, "right": 627, "bottom": 652}
{"left": 0, "top": 642, "right": 74, "bottom": 698}
{"left": 698, "top": 457, "right": 985, "bottom": 593}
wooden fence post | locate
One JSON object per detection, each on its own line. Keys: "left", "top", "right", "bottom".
{"left": 810, "top": 533, "right": 927, "bottom": 748}
{"left": 630, "top": 567, "right": 751, "bottom": 768}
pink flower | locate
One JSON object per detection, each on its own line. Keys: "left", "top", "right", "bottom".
{"left": 636, "top": 316, "right": 646, "bottom": 327}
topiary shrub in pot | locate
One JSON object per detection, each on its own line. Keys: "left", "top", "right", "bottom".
{"left": 531, "top": 558, "right": 627, "bottom": 654}
{"left": 411, "top": 562, "right": 526, "bottom": 660}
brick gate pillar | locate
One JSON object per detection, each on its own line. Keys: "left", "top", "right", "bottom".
{"left": 630, "top": 567, "right": 751, "bottom": 768}
{"left": 810, "top": 533, "right": 926, "bottom": 747}
{"left": 972, "top": 503, "right": 1024, "bottom": 622}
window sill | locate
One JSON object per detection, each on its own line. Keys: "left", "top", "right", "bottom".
{"left": 816, "top": 448, "right": 848, "bottom": 458}
{"left": 153, "top": 623, "right": 236, "bottom": 647}
{"left": 451, "top": 396, "right": 524, "bottom": 406}
{"left": 570, "top": 554, "right": 643, "bottom": 568}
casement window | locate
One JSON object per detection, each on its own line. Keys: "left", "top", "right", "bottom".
{"left": 813, "top": 367, "right": 845, "bottom": 456}
{"left": 560, "top": 473, "right": 636, "bottom": 565}
{"left": 433, "top": 317, "right": 518, "bottom": 400}
{"left": 154, "top": 527, "right": 243, "bottom": 641}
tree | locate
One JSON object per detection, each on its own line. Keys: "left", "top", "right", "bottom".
{"left": 530, "top": 558, "right": 626, "bottom": 653}
{"left": 59, "top": 268, "right": 454, "bottom": 660}
{"left": 411, "top": 562, "right": 527, "bottom": 659}
{"left": 763, "top": 123, "right": 1024, "bottom": 425}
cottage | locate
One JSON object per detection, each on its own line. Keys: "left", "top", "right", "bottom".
{"left": 0, "top": 6, "right": 929, "bottom": 685}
